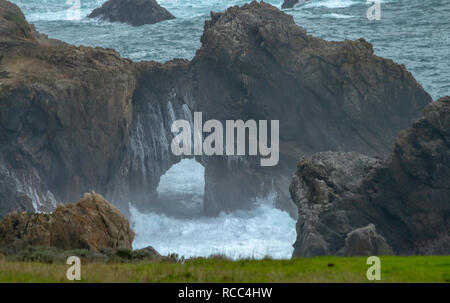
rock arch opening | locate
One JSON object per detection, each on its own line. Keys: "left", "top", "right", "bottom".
{"left": 156, "top": 158, "right": 205, "bottom": 217}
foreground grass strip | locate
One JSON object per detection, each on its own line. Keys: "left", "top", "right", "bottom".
{"left": 0, "top": 256, "right": 449, "bottom": 283}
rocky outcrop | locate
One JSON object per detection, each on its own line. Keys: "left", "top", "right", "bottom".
{"left": 189, "top": 1, "right": 431, "bottom": 215}
{"left": 0, "top": 0, "right": 137, "bottom": 217}
{"left": 282, "top": 0, "right": 300, "bottom": 9}
{"left": 0, "top": 0, "right": 33, "bottom": 41}
{"left": 0, "top": 1, "right": 432, "bottom": 219}
{"left": 289, "top": 151, "right": 380, "bottom": 256}
{"left": 136, "top": 245, "right": 161, "bottom": 259}
{"left": 88, "top": 0, "right": 175, "bottom": 26}
{"left": 0, "top": 192, "right": 134, "bottom": 252}
{"left": 290, "top": 97, "right": 450, "bottom": 256}
{"left": 345, "top": 224, "right": 393, "bottom": 256}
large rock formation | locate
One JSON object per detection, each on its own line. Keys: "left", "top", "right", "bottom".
{"left": 0, "top": 192, "right": 134, "bottom": 252}
{"left": 290, "top": 97, "right": 450, "bottom": 256}
{"left": 88, "top": 0, "right": 175, "bottom": 26}
{"left": 0, "top": 1, "right": 432, "bottom": 219}
{"left": 282, "top": 0, "right": 300, "bottom": 9}
{"left": 188, "top": 1, "right": 431, "bottom": 215}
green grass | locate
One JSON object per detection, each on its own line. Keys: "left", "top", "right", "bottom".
{"left": 0, "top": 255, "right": 449, "bottom": 283}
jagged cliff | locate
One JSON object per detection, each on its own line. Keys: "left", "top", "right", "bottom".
{"left": 290, "top": 97, "right": 450, "bottom": 256}
{"left": 0, "top": 1, "right": 432, "bottom": 219}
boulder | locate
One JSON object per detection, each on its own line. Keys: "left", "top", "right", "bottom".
{"left": 88, "top": 0, "right": 175, "bottom": 26}
{"left": 0, "top": 192, "right": 134, "bottom": 252}
{"left": 345, "top": 224, "right": 393, "bottom": 256}
{"left": 290, "top": 97, "right": 450, "bottom": 256}
{"left": 282, "top": 0, "right": 300, "bottom": 9}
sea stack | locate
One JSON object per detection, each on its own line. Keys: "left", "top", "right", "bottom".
{"left": 88, "top": 0, "right": 175, "bottom": 26}
{"left": 282, "top": 0, "right": 300, "bottom": 9}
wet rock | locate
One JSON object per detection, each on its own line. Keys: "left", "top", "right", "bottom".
{"left": 282, "top": 0, "right": 300, "bottom": 9}
{"left": 88, "top": 0, "right": 175, "bottom": 26}
{"left": 0, "top": 192, "right": 134, "bottom": 252}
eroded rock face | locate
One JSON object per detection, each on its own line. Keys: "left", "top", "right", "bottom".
{"left": 191, "top": 1, "right": 431, "bottom": 215}
{"left": 136, "top": 246, "right": 161, "bottom": 259}
{"left": 0, "top": 192, "right": 134, "bottom": 252}
{"left": 88, "top": 0, "right": 175, "bottom": 26}
{"left": 290, "top": 97, "right": 450, "bottom": 256}
{"left": 0, "top": 1, "right": 432, "bottom": 219}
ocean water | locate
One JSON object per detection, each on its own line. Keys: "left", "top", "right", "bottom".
{"left": 10, "top": 0, "right": 449, "bottom": 259}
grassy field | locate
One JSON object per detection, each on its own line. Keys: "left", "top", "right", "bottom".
{"left": 0, "top": 255, "right": 449, "bottom": 283}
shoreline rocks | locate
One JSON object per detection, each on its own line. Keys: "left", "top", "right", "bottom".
{"left": 290, "top": 97, "right": 450, "bottom": 256}
{"left": 88, "top": 0, "right": 175, "bottom": 26}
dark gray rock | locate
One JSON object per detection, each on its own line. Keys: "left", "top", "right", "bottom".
{"left": 290, "top": 151, "right": 380, "bottom": 256}
{"left": 345, "top": 224, "right": 393, "bottom": 256}
{"left": 282, "top": 0, "right": 300, "bottom": 9}
{"left": 290, "top": 97, "right": 450, "bottom": 256}
{"left": 88, "top": 0, "right": 175, "bottom": 26}
{"left": 0, "top": 193, "right": 134, "bottom": 252}
{"left": 0, "top": 1, "right": 432, "bottom": 220}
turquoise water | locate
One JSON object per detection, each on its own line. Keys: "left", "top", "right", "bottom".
{"left": 11, "top": 0, "right": 450, "bottom": 99}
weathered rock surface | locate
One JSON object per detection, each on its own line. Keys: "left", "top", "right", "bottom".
{"left": 190, "top": 1, "right": 431, "bottom": 215}
{"left": 0, "top": 0, "right": 33, "bottom": 41}
{"left": 290, "top": 97, "right": 450, "bottom": 256}
{"left": 88, "top": 0, "right": 175, "bottom": 26}
{"left": 345, "top": 224, "right": 393, "bottom": 256}
{"left": 0, "top": 1, "right": 432, "bottom": 219}
{"left": 290, "top": 151, "right": 380, "bottom": 256}
{"left": 0, "top": 192, "right": 134, "bottom": 252}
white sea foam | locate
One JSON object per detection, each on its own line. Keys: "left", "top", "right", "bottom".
{"left": 131, "top": 159, "right": 296, "bottom": 260}
{"left": 323, "top": 13, "right": 354, "bottom": 18}
{"left": 130, "top": 200, "right": 296, "bottom": 260}
{"left": 304, "top": 0, "right": 357, "bottom": 9}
